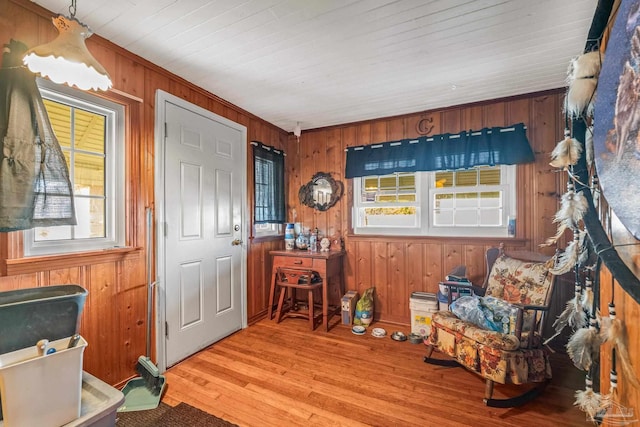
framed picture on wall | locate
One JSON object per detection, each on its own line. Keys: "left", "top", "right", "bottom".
{"left": 594, "top": 0, "right": 640, "bottom": 278}
{"left": 594, "top": 0, "right": 640, "bottom": 238}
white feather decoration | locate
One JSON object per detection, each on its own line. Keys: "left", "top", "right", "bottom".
{"left": 550, "top": 235, "right": 580, "bottom": 275}
{"left": 542, "top": 183, "right": 587, "bottom": 248}
{"left": 591, "top": 175, "right": 600, "bottom": 211}
{"left": 600, "top": 304, "right": 640, "bottom": 390}
{"left": 545, "top": 299, "right": 587, "bottom": 345}
{"left": 550, "top": 135, "right": 583, "bottom": 168}
{"left": 575, "top": 376, "right": 602, "bottom": 420}
{"left": 599, "top": 370, "right": 618, "bottom": 414}
{"left": 554, "top": 186, "right": 587, "bottom": 228}
{"left": 566, "top": 51, "right": 603, "bottom": 119}
{"left": 581, "top": 278, "right": 594, "bottom": 313}
{"left": 578, "top": 230, "right": 590, "bottom": 266}
{"left": 567, "top": 51, "right": 604, "bottom": 82}
{"left": 540, "top": 223, "right": 568, "bottom": 247}
{"left": 544, "top": 282, "right": 586, "bottom": 345}
{"left": 581, "top": 277, "right": 593, "bottom": 309}
{"left": 586, "top": 125, "right": 594, "bottom": 167}
{"left": 567, "top": 79, "right": 598, "bottom": 118}
{"left": 567, "top": 317, "right": 602, "bottom": 371}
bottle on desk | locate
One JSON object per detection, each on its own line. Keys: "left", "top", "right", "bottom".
{"left": 309, "top": 227, "right": 319, "bottom": 252}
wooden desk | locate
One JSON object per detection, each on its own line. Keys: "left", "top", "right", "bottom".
{"left": 268, "top": 250, "right": 345, "bottom": 331}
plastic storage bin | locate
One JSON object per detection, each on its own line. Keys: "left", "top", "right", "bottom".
{"left": 0, "top": 335, "right": 87, "bottom": 427}
{"left": 0, "top": 285, "right": 87, "bottom": 354}
{"left": 66, "top": 371, "right": 125, "bottom": 427}
{"left": 409, "top": 292, "right": 438, "bottom": 336}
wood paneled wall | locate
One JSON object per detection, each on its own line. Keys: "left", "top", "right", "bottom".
{"left": 0, "top": 0, "right": 287, "bottom": 387}
{"left": 283, "top": 91, "right": 567, "bottom": 324}
{"left": 598, "top": 218, "right": 640, "bottom": 422}
{"left": 6, "top": 0, "right": 626, "bottom": 399}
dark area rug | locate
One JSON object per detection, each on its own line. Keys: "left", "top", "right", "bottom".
{"left": 116, "top": 402, "right": 238, "bottom": 427}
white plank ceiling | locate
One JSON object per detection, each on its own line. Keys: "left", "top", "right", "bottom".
{"left": 31, "top": 0, "right": 599, "bottom": 133}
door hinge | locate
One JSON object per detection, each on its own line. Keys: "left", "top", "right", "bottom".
{"left": 165, "top": 321, "right": 169, "bottom": 338}
{"left": 164, "top": 222, "right": 168, "bottom": 237}
{"left": 164, "top": 122, "right": 168, "bottom": 138}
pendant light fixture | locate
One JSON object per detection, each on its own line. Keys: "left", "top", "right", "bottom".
{"left": 23, "top": 0, "right": 112, "bottom": 91}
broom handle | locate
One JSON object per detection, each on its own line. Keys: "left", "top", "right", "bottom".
{"left": 146, "top": 207, "right": 153, "bottom": 358}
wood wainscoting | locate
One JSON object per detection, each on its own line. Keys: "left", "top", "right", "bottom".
{"left": 1, "top": 0, "right": 569, "bottom": 390}
{"left": 280, "top": 90, "right": 568, "bottom": 325}
{"left": 0, "top": 0, "right": 288, "bottom": 387}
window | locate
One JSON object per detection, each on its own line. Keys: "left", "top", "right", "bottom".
{"left": 23, "top": 80, "right": 124, "bottom": 255}
{"left": 353, "top": 165, "right": 516, "bottom": 237}
{"left": 253, "top": 142, "right": 285, "bottom": 236}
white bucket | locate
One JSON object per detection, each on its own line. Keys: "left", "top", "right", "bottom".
{"left": 409, "top": 292, "right": 438, "bottom": 336}
{"left": 0, "top": 335, "right": 87, "bottom": 427}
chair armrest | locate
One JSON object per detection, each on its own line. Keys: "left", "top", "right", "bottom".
{"left": 511, "top": 303, "right": 549, "bottom": 312}
{"left": 509, "top": 303, "right": 549, "bottom": 348}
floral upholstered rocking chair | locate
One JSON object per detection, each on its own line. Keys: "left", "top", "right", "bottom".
{"left": 424, "top": 245, "right": 556, "bottom": 407}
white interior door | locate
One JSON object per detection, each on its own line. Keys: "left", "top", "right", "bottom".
{"left": 155, "top": 91, "right": 246, "bottom": 368}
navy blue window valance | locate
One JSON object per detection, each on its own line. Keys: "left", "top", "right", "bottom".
{"left": 345, "top": 123, "right": 534, "bottom": 178}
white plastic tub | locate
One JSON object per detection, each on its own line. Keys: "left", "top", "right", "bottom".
{"left": 410, "top": 292, "right": 438, "bottom": 336}
{"left": 0, "top": 335, "right": 87, "bottom": 427}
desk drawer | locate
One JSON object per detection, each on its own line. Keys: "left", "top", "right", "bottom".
{"left": 273, "top": 256, "right": 312, "bottom": 268}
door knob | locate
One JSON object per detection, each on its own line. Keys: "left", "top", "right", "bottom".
{"left": 231, "top": 239, "right": 242, "bottom": 246}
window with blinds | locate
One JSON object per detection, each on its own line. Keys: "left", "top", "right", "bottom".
{"left": 353, "top": 165, "right": 515, "bottom": 237}
{"left": 431, "top": 166, "right": 505, "bottom": 228}
{"left": 253, "top": 142, "right": 285, "bottom": 236}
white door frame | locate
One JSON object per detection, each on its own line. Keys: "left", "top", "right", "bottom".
{"left": 154, "top": 89, "right": 248, "bottom": 372}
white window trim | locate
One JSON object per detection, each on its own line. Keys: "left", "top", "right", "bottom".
{"left": 24, "top": 79, "right": 125, "bottom": 256}
{"left": 254, "top": 222, "right": 283, "bottom": 237}
{"left": 353, "top": 166, "right": 516, "bottom": 238}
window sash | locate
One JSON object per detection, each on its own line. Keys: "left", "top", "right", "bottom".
{"left": 253, "top": 143, "right": 285, "bottom": 225}
{"left": 353, "top": 166, "right": 515, "bottom": 237}
{"left": 24, "top": 79, "right": 124, "bottom": 256}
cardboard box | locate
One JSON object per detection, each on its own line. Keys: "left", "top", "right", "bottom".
{"left": 341, "top": 290, "right": 359, "bottom": 325}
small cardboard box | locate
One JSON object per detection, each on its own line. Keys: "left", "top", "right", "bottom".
{"left": 341, "top": 290, "right": 359, "bottom": 325}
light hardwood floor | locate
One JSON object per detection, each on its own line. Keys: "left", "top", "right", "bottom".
{"left": 161, "top": 318, "right": 587, "bottom": 426}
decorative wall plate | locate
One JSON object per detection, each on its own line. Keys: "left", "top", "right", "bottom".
{"left": 594, "top": 0, "right": 640, "bottom": 241}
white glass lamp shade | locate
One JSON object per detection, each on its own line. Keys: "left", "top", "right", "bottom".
{"left": 23, "top": 15, "right": 112, "bottom": 91}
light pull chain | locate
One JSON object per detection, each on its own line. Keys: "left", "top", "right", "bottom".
{"left": 69, "top": 0, "right": 77, "bottom": 18}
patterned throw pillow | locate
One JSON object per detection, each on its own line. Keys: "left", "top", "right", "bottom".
{"left": 484, "top": 255, "right": 553, "bottom": 306}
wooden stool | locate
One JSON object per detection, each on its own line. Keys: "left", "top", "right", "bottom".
{"left": 273, "top": 267, "right": 322, "bottom": 330}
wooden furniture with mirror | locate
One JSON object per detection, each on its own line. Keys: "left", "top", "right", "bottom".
{"left": 298, "top": 172, "right": 343, "bottom": 211}
{"left": 267, "top": 249, "right": 345, "bottom": 331}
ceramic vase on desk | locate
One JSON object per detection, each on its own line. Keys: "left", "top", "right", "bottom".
{"left": 284, "top": 223, "right": 295, "bottom": 250}
{"left": 295, "top": 232, "right": 309, "bottom": 250}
